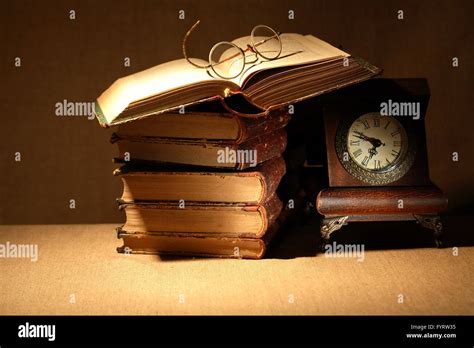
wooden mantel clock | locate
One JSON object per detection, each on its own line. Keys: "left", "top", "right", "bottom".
{"left": 317, "top": 78, "right": 448, "bottom": 248}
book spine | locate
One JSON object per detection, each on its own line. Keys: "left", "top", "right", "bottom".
{"left": 258, "top": 156, "right": 286, "bottom": 203}
{"left": 260, "top": 193, "right": 283, "bottom": 237}
{"left": 235, "top": 128, "right": 288, "bottom": 170}
{"left": 236, "top": 111, "right": 291, "bottom": 144}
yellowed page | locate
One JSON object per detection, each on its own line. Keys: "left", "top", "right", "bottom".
{"left": 301, "top": 34, "right": 348, "bottom": 57}
{"left": 97, "top": 58, "right": 216, "bottom": 124}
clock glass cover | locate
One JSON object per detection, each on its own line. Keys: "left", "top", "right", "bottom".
{"left": 336, "top": 112, "right": 416, "bottom": 185}
{"left": 347, "top": 112, "right": 407, "bottom": 172}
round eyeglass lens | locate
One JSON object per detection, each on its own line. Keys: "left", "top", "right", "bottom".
{"left": 251, "top": 25, "right": 282, "bottom": 60}
{"left": 209, "top": 42, "right": 245, "bottom": 79}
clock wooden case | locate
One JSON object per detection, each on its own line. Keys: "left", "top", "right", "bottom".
{"left": 317, "top": 78, "right": 448, "bottom": 247}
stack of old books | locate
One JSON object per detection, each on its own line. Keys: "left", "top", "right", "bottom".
{"left": 111, "top": 102, "right": 290, "bottom": 259}
{"left": 93, "top": 29, "right": 380, "bottom": 259}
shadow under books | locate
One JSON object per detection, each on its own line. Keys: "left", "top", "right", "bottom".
{"left": 155, "top": 214, "right": 474, "bottom": 261}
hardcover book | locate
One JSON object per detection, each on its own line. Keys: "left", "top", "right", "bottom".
{"left": 94, "top": 33, "right": 380, "bottom": 127}
{"left": 112, "top": 127, "right": 287, "bottom": 169}
{"left": 115, "top": 106, "right": 291, "bottom": 143}
{"left": 114, "top": 155, "right": 286, "bottom": 204}
{"left": 118, "top": 193, "right": 282, "bottom": 238}
{"left": 116, "top": 223, "right": 279, "bottom": 259}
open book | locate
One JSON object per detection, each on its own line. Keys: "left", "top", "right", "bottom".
{"left": 95, "top": 32, "right": 381, "bottom": 127}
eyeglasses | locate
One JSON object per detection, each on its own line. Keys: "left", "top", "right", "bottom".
{"left": 182, "top": 20, "right": 282, "bottom": 80}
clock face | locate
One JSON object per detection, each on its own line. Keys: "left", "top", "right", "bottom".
{"left": 336, "top": 112, "right": 416, "bottom": 185}
{"left": 347, "top": 113, "right": 408, "bottom": 172}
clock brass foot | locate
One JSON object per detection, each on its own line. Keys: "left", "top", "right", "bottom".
{"left": 414, "top": 214, "right": 444, "bottom": 248}
{"left": 320, "top": 216, "right": 349, "bottom": 250}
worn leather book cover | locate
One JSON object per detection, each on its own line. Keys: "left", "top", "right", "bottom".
{"left": 118, "top": 193, "right": 282, "bottom": 238}
{"left": 112, "top": 127, "right": 287, "bottom": 170}
{"left": 114, "top": 155, "right": 286, "bottom": 204}
{"left": 115, "top": 107, "right": 291, "bottom": 144}
{"left": 116, "top": 222, "right": 280, "bottom": 259}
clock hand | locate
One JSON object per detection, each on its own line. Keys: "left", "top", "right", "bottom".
{"left": 368, "top": 147, "right": 378, "bottom": 160}
{"left": 353, "top": 131, "right": 372, "bottom": 142}
{"left": 353, "top": 131, "right": 367, "bottom": 138}
{"left": 353, "top": 131, "right": 385, "bottom": 148}
{"left": 353, "top": 134, "right": 367, "bottom": 141}
{"left": 353, "top": 132, "right": 378, "bottom": 159}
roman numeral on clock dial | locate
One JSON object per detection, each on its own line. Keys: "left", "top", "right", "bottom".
{"left": 391, "top": 128, "right": 401, "bottom": 137}
{"left": 353, "top": 148, "right": 363, "bottom": 158}
{"left": 361, "top": 156, "right": 369, "bottom": 167}
{"left": 358, "top": 119, "right": 370, "bottom": 129}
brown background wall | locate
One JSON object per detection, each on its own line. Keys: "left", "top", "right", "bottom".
{"left": 1, "top": 0, "right": 473, "bottom": 224}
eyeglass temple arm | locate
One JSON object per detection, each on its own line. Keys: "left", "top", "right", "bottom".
{"left": 217, "top": 32, "right": 282, "bottom": 65}
{"left": 182, "top": 19, "right": 212, "bottom": 69}
{"left": 253, "top": 32, "right": 281, "bottom": 47}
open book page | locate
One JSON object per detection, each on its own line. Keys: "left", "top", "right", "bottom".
{"left": 227, "top": 33, "right": 349, "bottom": 86}
{"left": 97, "top": 58, "right": 224, "bottom": 124}
{"left": 95, "top": 31, "right": 376, "bottom": 126}
{"left": 301, "top": 34, "right": 348, "bottom": 58}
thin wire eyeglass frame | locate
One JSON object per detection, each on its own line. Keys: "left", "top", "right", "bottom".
{"left": 182, "top": 20, "right": 283, "bottom": 79}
